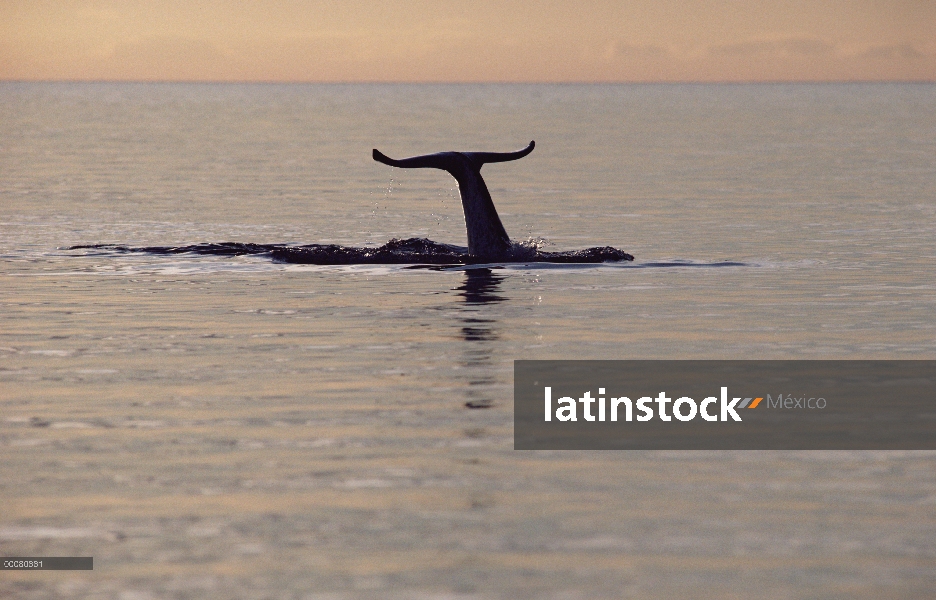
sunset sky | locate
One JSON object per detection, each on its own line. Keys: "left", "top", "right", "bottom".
{"left": 2, "top": 1, "right": 934, "bottom": 82}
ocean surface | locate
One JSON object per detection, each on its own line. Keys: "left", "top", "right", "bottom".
{"left": 1, "top": 82, "right": 935, "bottom": 598}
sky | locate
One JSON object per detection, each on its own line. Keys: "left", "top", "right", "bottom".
{"left": 2, "top": 0, "right": 935, "bottom": 82}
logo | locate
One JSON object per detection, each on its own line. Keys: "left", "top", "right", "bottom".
{"left": 515, "top": 360, "right": 933, "bottom": 450}
{"left": 543, "top": 387, "right": 768, "bottom": 422}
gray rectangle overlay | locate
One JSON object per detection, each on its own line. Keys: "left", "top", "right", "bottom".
{"left": 514, "top": 361, "right": 936, "bottom": 450}
{"left": 2, "top": 557, "right": 93, "bottom": 570}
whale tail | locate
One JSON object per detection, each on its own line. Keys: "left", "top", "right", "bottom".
{"left": 462, "top": 140, "right": 535, "bottom": 167}
{"left": 372, "top": 141, "right": 534, "bottom": 170}
{"left": 372, "top": 142, "right": 534, "bottom": 258}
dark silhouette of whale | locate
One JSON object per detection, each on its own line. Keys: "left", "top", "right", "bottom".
{"left": 373, "top": 141, "right": 535, "bottom": 260}
{"left": 69, "top": 141, "right": 638, "bottom": 264}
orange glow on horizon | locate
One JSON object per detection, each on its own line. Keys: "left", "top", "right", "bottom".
{"left": 2, "top": 1, "right": 934, "bottom": 83}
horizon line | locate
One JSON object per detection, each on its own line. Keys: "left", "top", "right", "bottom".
{"left": 3, "top": 78, "right": 935, "bottom": 85}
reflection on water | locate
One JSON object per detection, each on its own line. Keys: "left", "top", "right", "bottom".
{"left": 453, "top": 269, "right": 505, "bottom": 409}
{"left": 455, "top": 268, "right": 505, "bottom": 306}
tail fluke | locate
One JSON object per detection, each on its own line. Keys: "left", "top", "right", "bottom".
{"left": 372, "top": 149, "right": 455, "bottom": 170}
{"left": 372, "top": 141, "right": 535, "bottom": 171}
{"left": 464, "top": 141, "right": 535, "bottom": 167}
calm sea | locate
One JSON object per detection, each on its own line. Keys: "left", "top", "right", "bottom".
{"left": 1, "top": 82, "right": 934, "bottom": 598}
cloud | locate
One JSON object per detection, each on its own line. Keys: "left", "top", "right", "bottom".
{"left": 68, "top": 35, "right": 243, "bottom": 80}
{"left": 606, "top": 42, "right": 670, "bottom": 60}
{"left": 709, "top": 37, "right": 834, "bottom": 59}
{"left": 859, "top": 44, "right": 924, "bottom": 61}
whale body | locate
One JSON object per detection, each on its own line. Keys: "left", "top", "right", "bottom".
{"left": 373, "top": 141, "right": 535, "bottom": 260}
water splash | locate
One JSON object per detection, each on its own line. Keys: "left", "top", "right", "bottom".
{"left": 515, "top": 236, "right": 553, "bottom": 252}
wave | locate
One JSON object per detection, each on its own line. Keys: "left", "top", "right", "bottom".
{"left": 68, "top": 238, "right": 635, "bottom": 265}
